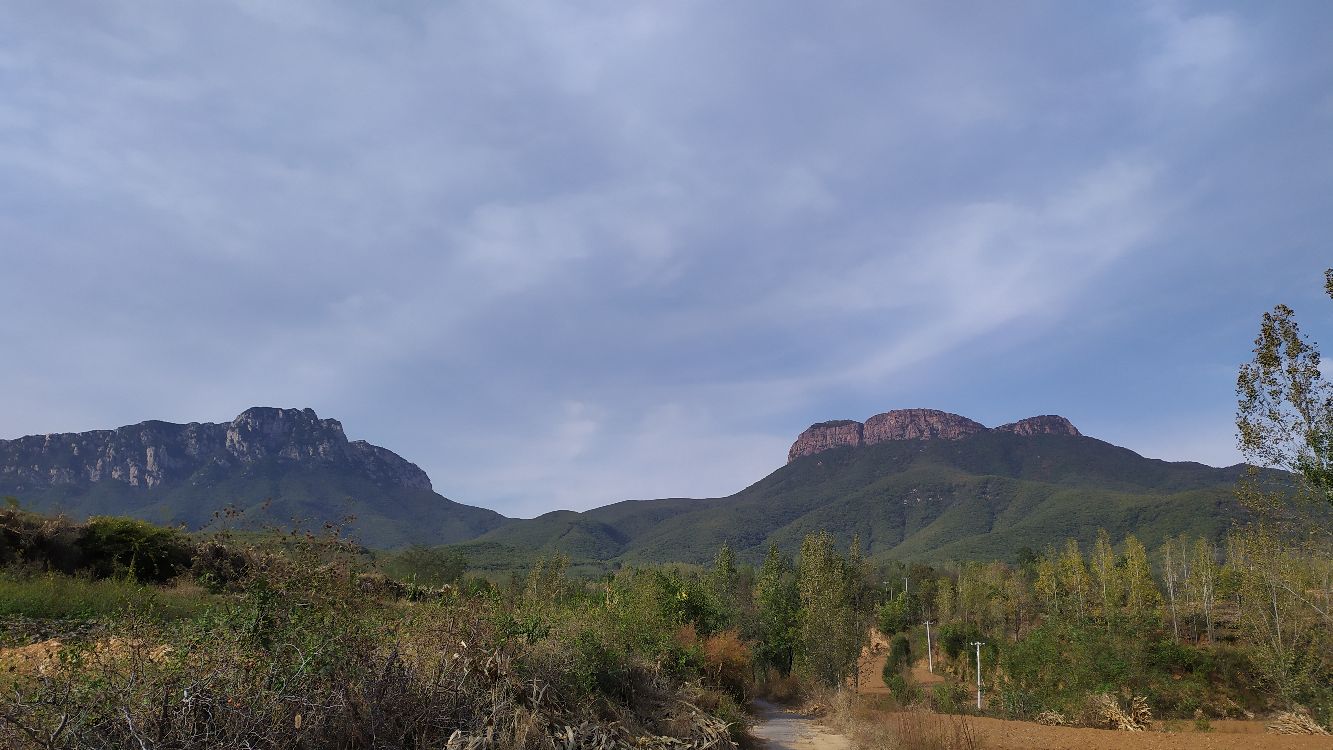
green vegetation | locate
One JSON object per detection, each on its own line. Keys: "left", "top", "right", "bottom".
{"left": 467, "top": 429, "right": 1251, "bottom": 571}
{"left": 1, "top": 503, "right": 887, "bottom": 748}
{"left": 3, "top": 461, "right": 505, "bottom": 550}
{"left": 0, "top": 574, "right": 210, "bottom": 623}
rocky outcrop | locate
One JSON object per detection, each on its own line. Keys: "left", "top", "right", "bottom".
{"left": 786, "top": 409, "right": 1081, "bottom": 463}
{"left": 864, "top": 409, "right": 986, "bottom": 443}
{"left": 787, "top": 420, "right": 865, "bottom": 462}
{"left": 0, "top": 407, "right": 431, "bottom": 492}
{"left": 996, "top": 415, "right": 1081, "bottom": 437}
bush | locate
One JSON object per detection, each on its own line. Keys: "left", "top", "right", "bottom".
{"left": 877, "top": 591, "right": 910, "bottom": 634}
{"left": 0, "top": 508, "right": 86, "bottom": 573}
{"left": 885, "top": 633, "right": 912, "bottom": 674}
{"left": 701, "top": 629, "right": 753, "bottom": 700}
{"left": 885, "top": 672, "right": 921, "bottom": 705}
{"left": 78, "top": 517, "right": 193, "bottom": 583}
{"left": 383, "top": 544, "right": 467, "bottom": 587}
{"left": 938, "top": 624, "right": 982, "bottom": 661}
{"left": 930, "top": 682, "right": 970, "bottom": 714}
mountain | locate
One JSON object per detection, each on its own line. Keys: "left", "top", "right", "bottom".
{"left": 0, "top": 406, "right": 1255, "bottom": 564}
{"left": 0, "top": 407, "right": 504, "bottom": 548}
{"left": 463, "top": 409, "right": 1251, "bottom": 568}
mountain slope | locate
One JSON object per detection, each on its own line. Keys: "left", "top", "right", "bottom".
{"left": 0, "top": 407, "right": 504, "bottom": 547}
{"left": 465, "top": 411, "right": 1251, "bottom": 567}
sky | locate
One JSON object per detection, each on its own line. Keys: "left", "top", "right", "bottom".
{"left": 2, "top": 1, "right": 1332, "bottom": 517}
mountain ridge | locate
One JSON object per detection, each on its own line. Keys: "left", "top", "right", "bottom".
{"left": 463, "top": 417, "right": 1250, "bottom": 569}
{"left": 0, "top": 406, "right": 1253, "bottom": 563}
{"left": 0, "top": 406, "right": 503, "bottom": 548}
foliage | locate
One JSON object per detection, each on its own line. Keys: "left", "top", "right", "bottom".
{"left": 383, "top": 543, "right": 468, "bottom": 587}
{"left": 877, "top": 591, "right": 910, "bottom": 634}
{"left": 0, "top": 522, "right": 748, "bottom": 750}
{"left": 750, "top": 543, "right": 798, "bottom": 676}
{"left": 0, "top": 572, "right": 211, "bottom": 622}
{"left": 1237, "top": 268, "right": 1333, "bottom": 510}
{"left": 77, "top": 517, "right": 194, "bottom": 583}
{"left": 885, "top": 633, "right": 912, "bottom": 675}
{"left": 794, "top": 532, "right": 861, "bottom": 687}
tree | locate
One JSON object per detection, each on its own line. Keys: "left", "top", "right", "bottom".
{"left": 1121, "top": 535, "right": 1162, "bottom": 622}
{"left": 794, "top": 531, "right": 860, "bottom": 686}
{"left": 1188, "top": 537, "right": 1220, "bottom": 643}
{"left": 752, "top": 543, "right": 798, "bottom": 675}
{"left": 1237, "top": 268, "right": 1333, "bottom": 513}
{"left": 1091, "top": 529, "right": 1122, "bottom": 630}
{"left": 709, "top": 541, "right": 739, "bottom": 626}
{"left": 1160, "top": 537, "right": 1184, "bottom": 642}
{"left": 1056, "top": 539, "right": 1092, "bottom": 621}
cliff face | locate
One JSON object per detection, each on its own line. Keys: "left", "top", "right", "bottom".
{"left": 786, "top": 409, "right": 1081, "bottom": 463}
{"left": 996, "top": 415, "right": 1081, "bottom": 437}
{"left": 0, "top": 407, "right": 431, "bottom": 493}
{"left": 863, "top": 409, "right": 986, "bottom": 443}
{"left": 787, "top": 420, "right": 865, "bottom": 461}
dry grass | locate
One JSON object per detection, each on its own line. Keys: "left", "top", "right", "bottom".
{"left": 1081, "top": 693, "right": 1153, "bottom": 731}
{"left": 1267, "top": 711, "right": 1330, "bottom": 735}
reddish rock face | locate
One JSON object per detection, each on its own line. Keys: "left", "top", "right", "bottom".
{"left": 863, "top": 409, "right": 986, "bottom": 444}
{"left": 785, "top": 409, "right": 1081, "bottom": 463}
{"left": 996, "top": 415, "right": 1081, "bottom": 437}
{"left": 787, "top": 420, "right": 864, "bottom": 462}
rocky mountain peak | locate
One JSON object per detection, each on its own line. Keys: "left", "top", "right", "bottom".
{"left": 787, "top": 409, "right": 1080, "bottom": 463}
{"left": 0, "top": 407, "right": 431, "bottom": 492}
{"left": 863, "top": 409, "right": 986, "bottom": 443}
{"left": 995, "top": 415, "right": 1081, "bottom": 437}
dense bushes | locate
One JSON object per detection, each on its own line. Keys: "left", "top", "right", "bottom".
{"left": 1, "top": 509, "right": 193, "bottom": 583}
{"left": 1, "top": 534, "right": 747, "bottom": 749}
{"left": 78, "top": 517, "right": 193, "bottom": 583}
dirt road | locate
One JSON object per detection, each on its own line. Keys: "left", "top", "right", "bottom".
{"left": 751, "top": 700, "right": 851, "bottom": 750}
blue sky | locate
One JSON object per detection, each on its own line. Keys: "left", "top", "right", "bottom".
{"left": 2, "top": 1, "right": 1331, "bottom": 517}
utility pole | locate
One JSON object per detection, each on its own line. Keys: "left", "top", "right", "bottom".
{"left": 904, "top": 577, "right": 909, "bottom": 597}
{"left": 972, "top": 641, "right": 985, "bottom": 710}
{"left": 924, "top": 620, "right": 934, "bottom": 673}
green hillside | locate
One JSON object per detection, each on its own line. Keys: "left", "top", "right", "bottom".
{"left": 13, "top": 460, "right": 504, "bottom": 549}
{"left": 463, "top": 431, "right": 1251, "bottom": 569}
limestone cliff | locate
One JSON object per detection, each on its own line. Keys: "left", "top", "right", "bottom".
{"left": 0, "top": 407, "right": 432, "bottom": 493}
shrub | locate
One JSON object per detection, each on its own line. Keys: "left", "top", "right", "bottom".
{"left": 885, "top": 672, "right": 921, "bottom": 706}
{"left": 0, "top": 508, "right": 86, "bottom": 573}
{"left": 383, "top": 543, "right": 467, "bottom": 587}
{"left": 885, "top": 633, "right": 912, "bottom": 674}
{"left": 701, "top": 629, "right": 753, "bottom": 700}
{"left": 78, "top": 517, "right": 193, "bottom": 583}
{"left": 877, "top": 592, "right": 910, "bottom": 634}
{"left": 930, "top": 682, "right": 970, "bottom": 715}
{"left": 938, "top": 624, "right": 982, "bottom": 661}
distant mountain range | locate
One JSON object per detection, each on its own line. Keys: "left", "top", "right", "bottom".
{"left": 0, "top": 407, "right": 503, "bottom": 548}
{"left": 0, "top": 406, "right": 1251, "bottom": 563}
{"left": 464, "top": 409, "right": 1250, "bottom": 568}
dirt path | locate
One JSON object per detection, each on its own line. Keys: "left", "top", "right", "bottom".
{"left": 750, "top": 700, "right": 851, "bottom": 750}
